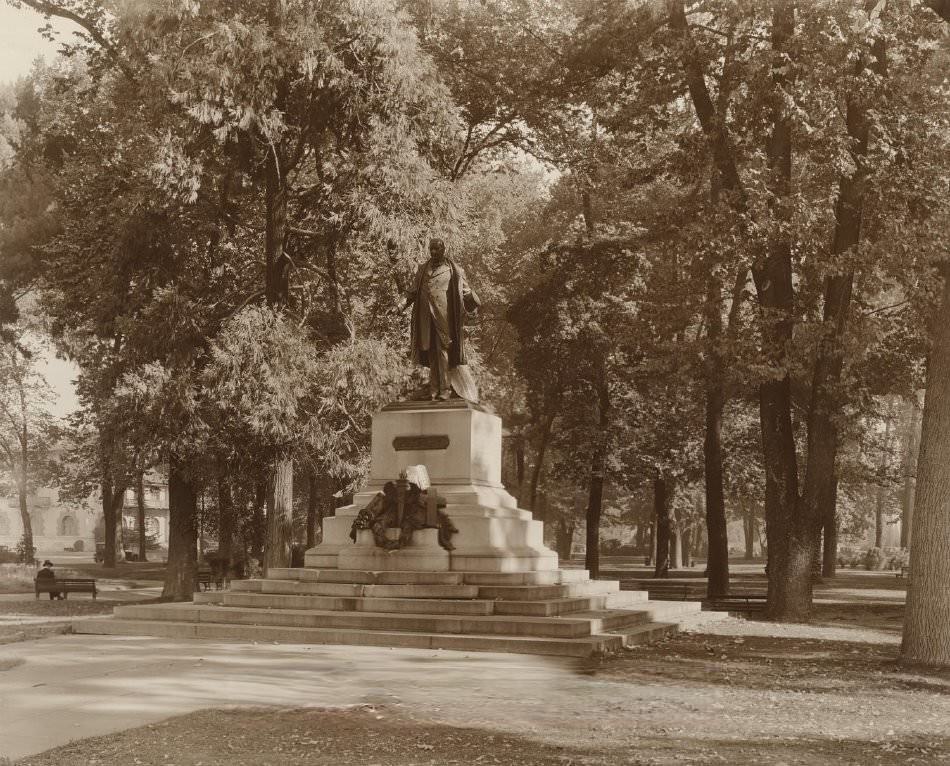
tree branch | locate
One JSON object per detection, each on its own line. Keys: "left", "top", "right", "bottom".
{"left": 15, "top": 0, "right": 137, "bottom": 84}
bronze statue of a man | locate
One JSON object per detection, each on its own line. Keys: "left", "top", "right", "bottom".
{"left": 392, "top": 238, "right": 480, "bottom": 402}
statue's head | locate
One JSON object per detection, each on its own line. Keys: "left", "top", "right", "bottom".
{"left": 429, "top": 238, "right": 446, "bottom": 264}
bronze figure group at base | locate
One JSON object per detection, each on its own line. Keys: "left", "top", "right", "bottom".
{"left": 349, "top": 470, "right": 458, "bottom": 552}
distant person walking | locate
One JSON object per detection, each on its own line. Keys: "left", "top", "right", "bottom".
{"left": 35, "top": 560, "right": 63, "bottom": 600}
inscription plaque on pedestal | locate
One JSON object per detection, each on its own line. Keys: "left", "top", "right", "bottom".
{"left": 393, "top": 434, "right": 450, "bottom": 451}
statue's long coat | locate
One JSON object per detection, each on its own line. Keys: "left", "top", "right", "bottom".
{"left": 409, "top": 258, "right": 476, "bottom": 368}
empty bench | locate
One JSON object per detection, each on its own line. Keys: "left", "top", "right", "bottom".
{"left": 703, "top": 593, "right": 767, "bottom": 613}
{"left": 196, "top": 570, "right": 224, "bottom": 591}
{"left": 35, "top": 577, "right": 98, "bottom": 599}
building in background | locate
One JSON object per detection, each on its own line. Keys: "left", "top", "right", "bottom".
{"left": 0, "top": 471, "right": 170, "bottom": 557}
{"left": 0, "top": 486, "right": 97, "bottom": 554}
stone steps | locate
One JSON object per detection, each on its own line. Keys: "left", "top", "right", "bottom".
{"left": 475, "top": 580, "right": 619, "bottom": 601}
{"left": 76, "top": 567, "right": 702, "bottom": 657}
{"left": 460, "top": 570, "right": 590, "bottom": 585}
{"left": 265, "top": 568, "right": 466, "bottom": 585}
{"left": 109, "top": 603, "right": 653, "bottom": 639}
{"left": 491, "top": 590, "right": 645, "bottom": 616}
{"left": 199, "top": 588, "right": 695, "bottom": 623}
{"left": 73, "top": 618, "right": 680, "bottom": 658}
{"left": 264, "top": 568, "right": 591, "bottom": 586}
{"left": 231, "top": 580, "right": 480, "bottom": 600}
{"left": 219, "top": 591, "right": 495, "bottom": 616}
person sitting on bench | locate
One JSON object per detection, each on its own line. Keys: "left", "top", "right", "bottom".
{"left": 35, "top": 560, "right": 63, "bottom": 600}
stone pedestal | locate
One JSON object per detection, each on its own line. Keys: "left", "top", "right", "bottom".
{"left": 338, "top": 528, "right": 449, "bottom": 572}
{"left": 306, "top": 400, "right": 558, "bottom": 573}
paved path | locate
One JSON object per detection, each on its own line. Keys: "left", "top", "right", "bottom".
{"left": 0, "top": 634, "right": 588, "bottom": 761}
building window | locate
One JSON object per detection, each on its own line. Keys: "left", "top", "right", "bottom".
{"left": 59, "top": 514, "right": 78, "bottom": 537}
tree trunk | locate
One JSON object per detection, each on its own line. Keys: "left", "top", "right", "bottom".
{"left": 527, "top": 411, "right": 555, "bottom": 516}
{"left": 647, "top": 519, "right": 656, "bottom": 567}
{"left": 13, "top": 379, "right": 34, "bottom": 563}
{"left": 670, "top": 530, "right": 683, "bottom": 570}
{"left": 811, "top": 530, "right": 823, "bottom": 582}
{"left": 515, "top": 437, "right": 526, "bottom": 500}
{"left": 654, "top": 476, "right": 670, "bottom": 577}
{"left": 101, "top": 478, "right": 119, "bottom": 569}
{"left": 743, "top": 505, "right": 757, "bottom": 560}
{"left": 585, "top": 378, "right": 609, "bottom": 579}
{"left": 217, "top": 473, "right": 233, "bottom": 569}
{"left": 581, "top": 189, "right": 596, "bottom": 237}
{"left": 17, "top": 475, "right": 33, "bottom": 563}
{"left": 136, "top": 471, "right": 147, "bottom": 562}
{"left": 874, "top": 488, "right": 885, "bottom": 549}
{"left": 264, "top": 455, "right": 294, "bottom": 572}
{"left": 584, "top": 453, "right": 605, "bottom": 578}
{"left": 306, "top": 470, "right": 321, "bottom": 549}
{"left": 801, "top": 26, "right": 885, "bottom": 617}
{"left": 900, "top": 394, "right": 922, "bottom": 548}
{"left": 670, "top": 0, "right": 805, "bottom": 615}
{"left": 704, "top": 357, "right": 730, "bottom": 596}
{"left": 822, "top": 480, "right": 838, "bottom": 578}
{"left": 162, "top": 454, "right": 197, "bottom": 601}
{"left": 901, "top": 268, "right": 950, "bottom": 667}
{"left": 875, "top": 403, "right": 895, "bottom": 549}
{"left": 682, "top": 527, "right": 693, "bottom": 567}
{"left": 757, "top": 0, "right": 814, "bottom": 621}
{"left": 261, "top": 36, "right": 294, "bottom": 570}
{"left": 251, "top": 480, "right": 266, "bottom": 562}
{"left": 554, "top": 516, "right": 575, "bottom": 561}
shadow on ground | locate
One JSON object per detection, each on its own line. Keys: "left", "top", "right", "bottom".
{"left": 15, "top": 706, "right": 950, "bottom": 766}
{"left": 807, "top": 602, "right": 904, "bottom": 633}
{"left": 588, "top": 631, "right": 950, "bottom": 695}
{"left": 17, "top": 707, "right": 616, "bottom": 766}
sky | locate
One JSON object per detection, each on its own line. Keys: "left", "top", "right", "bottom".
{"left": 2, "top": 5, "right": 80, "bottom": 416}
{"left": 0, "top": 4, "right": 70, "bottom": 81}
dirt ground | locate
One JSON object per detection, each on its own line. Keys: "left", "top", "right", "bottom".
{"left": 13, "top": 614, "right": 950, "bottom": 766}
{"left": 8, "top": 567, "right": 948, "bottom": 766}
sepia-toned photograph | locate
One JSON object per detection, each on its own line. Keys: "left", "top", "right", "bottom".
{"left": 0, "top": 1, "right": 948, "bottom": 764}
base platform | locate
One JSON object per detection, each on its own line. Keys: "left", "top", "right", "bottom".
{"left": 74, "top": 567, "right": 716, "bottom": 658}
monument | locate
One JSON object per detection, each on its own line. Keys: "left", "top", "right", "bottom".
{"left": 77, "top": 238, "right": 703, "bottom": 657}
{"left": 308, "top": 237, "right": 557, "bottom": 573}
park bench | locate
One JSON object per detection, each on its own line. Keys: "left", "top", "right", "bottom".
{"left": 34, "top": 577, "right": 98, "bottom": 600}
{"left": 631, "top": 582, "right": 707, "bottom": 601}
{"left": 703, "top": 593, "right": 767, "bottom": 613}
{"left": 195, "top": 569, "right": 224, "bottom": 591}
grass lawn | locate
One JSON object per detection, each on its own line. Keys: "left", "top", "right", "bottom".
{"left": 0, "top": 561, "right": 167, "bottom": 595}
{"left": 64, "top": 561, "right": 168, "bottom": 582}
{"left": 0, "top": 564, "right": 86, "bottom": 594}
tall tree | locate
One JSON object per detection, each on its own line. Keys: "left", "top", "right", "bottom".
{"left": 0, "top": 336, "right": 56, "bottom": 562}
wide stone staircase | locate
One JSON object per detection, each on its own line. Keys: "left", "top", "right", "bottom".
{"left": 74, "top": 567, "right": 710, "bottom": 657}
